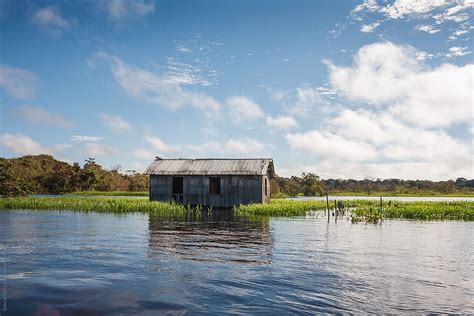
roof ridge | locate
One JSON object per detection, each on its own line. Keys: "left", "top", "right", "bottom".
{"left": 154, "top": 158, "right": 273, "bottom": 161}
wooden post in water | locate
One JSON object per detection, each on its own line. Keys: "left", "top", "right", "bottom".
{"left": 326, "top": 190, "right": 330, "bottom": 222}
{"left": 380, "top": 196, "right": 383, "bottom": 216}
{"left": 334, "top": 199, "right": 338, "bottom": 222}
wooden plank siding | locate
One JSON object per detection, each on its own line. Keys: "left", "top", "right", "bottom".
{"left": 149, "top": 174, "right": 270, "bottom": 207}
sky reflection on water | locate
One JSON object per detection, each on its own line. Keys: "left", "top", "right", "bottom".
{"left": 1, "top": 210, "right": 473, "bottom": 315}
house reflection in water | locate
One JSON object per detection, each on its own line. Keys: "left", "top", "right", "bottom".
{"left": 147, "top": 211, "right": 273, "bottom": 265}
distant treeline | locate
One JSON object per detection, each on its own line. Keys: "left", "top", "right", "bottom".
{"left": 0, "top": 155, "right": 148, "bottom": 197}
{"left": 1, "top": 155, "right": 473, "bottom": 197}
{"left": 271, "top": 173, "right": 474, "bottom": 197}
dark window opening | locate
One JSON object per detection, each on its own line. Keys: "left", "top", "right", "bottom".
{"left": 172, "top": 177, "right": 183, "bottom": 194}
{"left": 265, "top": 178, "right": 268, "bottom": 196}
{"left": 209, "top": 177, "right": 221, "bottom": 194}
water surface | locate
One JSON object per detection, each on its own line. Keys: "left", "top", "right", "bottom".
{"left": 1, "top": 210, "right": 472, "bottom": 314}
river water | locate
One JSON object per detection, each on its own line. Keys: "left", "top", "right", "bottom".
{"left": 1, "top": 210, "right": 472, "bottom": 315}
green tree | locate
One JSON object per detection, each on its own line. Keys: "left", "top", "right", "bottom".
{"left": 0, "top": 158, "right": 26, "bottom": 197}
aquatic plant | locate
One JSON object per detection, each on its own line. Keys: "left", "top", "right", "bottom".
{"left": 235, "top": 199, "right": 474, "bottom": 221}
{"left": 352, "top": 200, "right": 474, "bottom": 221}
{"left": 69, "top": 191, "right": 148, "bottom": 197}
{"left": 0, "top": 197, "right": 201, "bottom": 215}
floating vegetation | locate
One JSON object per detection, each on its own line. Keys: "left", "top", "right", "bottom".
{"left": 1, "top": 197, "right": 473, "bottom": 222}
{"left": 0, "top": 197, "right": 201, "bottom": 215}
{"left": 352, "top": 200, "right": 474, "bottom": 221}
{"left": 235, "top": 199, "right": 474, "bottom": 221}
{"left": 69, "top": 191, "right": 148, "bottom": 197}
{"left": 234, "top": 199, "right": 328, "bottom": 217}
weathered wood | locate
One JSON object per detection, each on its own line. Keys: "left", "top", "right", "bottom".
{"left": 149, "top": 174, "right": 269, "bottom": 208}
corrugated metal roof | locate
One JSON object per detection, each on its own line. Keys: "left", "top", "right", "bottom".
{"left": 145, "top": 158, "right": 275, "bottom": 176}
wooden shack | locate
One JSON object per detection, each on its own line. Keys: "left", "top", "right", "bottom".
{"left": 144, "top": 158, "right": 275, "bottom": 208}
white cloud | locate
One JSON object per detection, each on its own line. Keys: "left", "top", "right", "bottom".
{"left": 70, "top": 135, "right": 103, "bottom": 142}
{"left": 278, "top": 160, "right": 472, "bottom": 181}
{"left": 287, "top": 85, "right": 334, "bottom": 117}
{"left": 134, "top": 137, "right": 273, "bottom": 160}
{"left": 31, "top": 7, "right": 70, "bottom": 35}
{"left": 433, "top": 1, "right": 472, "bottom": 24}
{"left": 380, "top": 0, "right": 450, "bottom": 19}
{"left": 15, "top": 106, "right": 73, "bottom": 128}
{"left": 145, "top": 135, "right": 178, "bottom": 154}
{"left": 0, "top": 64, "right": 38, "bottom": 99}
{"left": 226, "top": 96, "right": 264, "bottom": 125}
{"left": 415, "top": 24, "right": 441, "bottom": 33}
{"left": 103, "top": 0, "right": 155, "bottom": 20}
{"left": 286, "top": 130, "right": 378, "bottom": 162}
{"left": 85, "top": 143, "right": 118, "bottom": 157}
{"left": 98, "top": 53, "right": 220, "bottom": 116}
{"left": 164, "top": 57, "right": 214, "bottom": 86}
{"left": 0, "top": 133, "right": 70, "bottom": 156}
{"left": 415, "top": 51, "right": 434, "bottom": 60}
{"left": 446, "top": 46, "right": 471, "bottom": 58}
{"left": 266, "top": 115, "right": 299, "bottom": 130}
{"left": 223, "top": 138, "right": 273, "bottom": 157}
{"left": 99, "top": 113, "right": 132, "bottom": 133}
{"left": 361, "top": 21, "right": 380, "bottom": 32}
{"left": 0, "top": 133, "right": 50, "bottom": 155}
{"left": 134, "top": 148, "right": 156, "bottom": 160}
{"left": 352, "top": 0, "right": 380, "bottom": 14}
{"left": 329, "top": 110, "right": 472, "bottom": 164}
{"left": 325, "top": 41, "right": 473, "bottom": 127}
{"left": 283, "top": 108, "right": 473, "bottom": 180}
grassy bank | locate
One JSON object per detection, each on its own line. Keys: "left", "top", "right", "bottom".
{"left": 0, "top": 197, "right": 198, "bottom": 214}
{"left": 69, "top": 191, "right": 148, "bottom": 196}
{"left": 1, "top": 197, "right": 473, "bottom": 221}
{"left": 66, "top": 190, "right": 474, "bottom": 198}
{"left": 331, "top": 191, "right": 474, "bottom": 197}
{"left": 235, "top": 199, "right": 474, "bottom": 221}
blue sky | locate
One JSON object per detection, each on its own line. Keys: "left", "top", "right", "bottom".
{"left": 0, "top": 0, "right": 472, "bottom": 180}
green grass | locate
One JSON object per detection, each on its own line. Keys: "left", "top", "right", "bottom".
{"left": 0, "top": 196, "right": 200, "bottom": 214}
{"left": 352, "top": 200, "right": 474, "bottom": 221}
{"left": 235, "top": 199, "right": 474, "bottom": 221}
{"left": 69, "top": 191, "right": 148, "bottom": 196}
{"left": 330, "top": 191, "right": 474, "bottom": 197}
{"left": 1, "top": 197, "right": 473, "bottom": 222}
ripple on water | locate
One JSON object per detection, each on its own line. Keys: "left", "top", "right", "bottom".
{"left": 1, "top": 210, "right": 473, "bottom": 314}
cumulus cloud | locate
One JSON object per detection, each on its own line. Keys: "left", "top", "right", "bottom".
{"left": 71, "top": 135, "right": 103, "bottom": 142}
{"left": 415, "top": 24, "right": 441, "bottom": 33}
{"left": 278, "top": 160, "right": 472, "bottom": 181}
{"left": 352, "top": 0, "right": 380, "bottom": 14}
{"left": 31, "top": 6, "right": 70, "bottom": 35}
{"left": 325, "top": 41, "right": 473, "bottom": 127}
{"left": 352, "top": 0, "right": 472, "bottom": 39}
{"left": 134, "top": 136, "right": 273, "bottom": 160}
{"left": 266, "top": 115, "right": 299, "bottom": 130}
{"left": 0, "top": 133, "right": 50, "bottom": 155}
{"left": 15, "top": 106, "right": 73, "bottom": 128}
{"left": 329, "top": 110, "right": 471, "bottom": 164}
{"left": 0, "top": 64, "right": 38, "bottom": 99}
{"left": 287, "top": 85, "right": 333, "bottom": 117}
{"left": 97, "top": 53, "right": 220, "bottom": 117}
{"left": 223, "top": 138, "right": 273, "bottom": 157}
{"left": 0, "top": 133, "right": 70, "bottom": 156}
{"left": 226, "top": 96, "right": 264, "bottom": 125}
{"left": 99, "top": 113, "right": 132, "bottom": 133}
{"left": 145, "top": 135, "right": 178, "bottom": 154}
{"left": 85, "top": 143, "right": 118, "bottom": 156}
{"left": 379, "top": 0, "right": 450, "bottom": 19}
{"left": 286, "top": 130, "right": 378, "bottom": 162}
{"left": 361, "top": 21, "right": 380, "bottom": 32}
{"left": 446, "top": 46, "right": 471, "bottom": 58}
{"left": 101, "top": 0, "right": 155, "bottom": 20}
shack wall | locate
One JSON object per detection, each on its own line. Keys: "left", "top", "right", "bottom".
{"left": 149, "top": 175, "right": 266, "bottom": 207}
